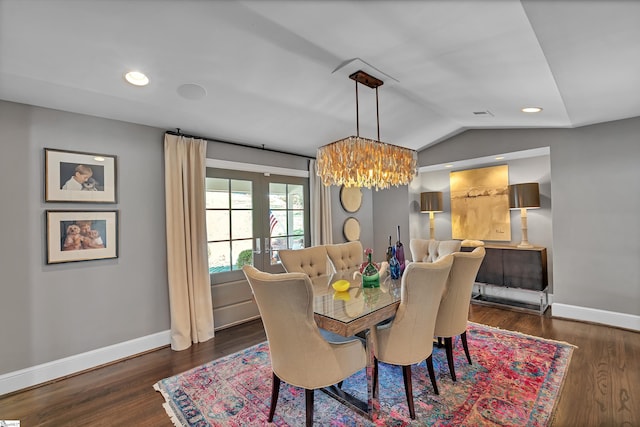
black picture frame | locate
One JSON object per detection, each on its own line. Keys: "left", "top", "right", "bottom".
{"left": 45, "top": 148, "right": 117, "bottom": 203}
{"left": 46, "top": 210, "right": 119, "bottom": 264}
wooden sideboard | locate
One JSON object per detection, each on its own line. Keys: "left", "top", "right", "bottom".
{"left": 461, "top": 244, "right": 549, "bottom": 313}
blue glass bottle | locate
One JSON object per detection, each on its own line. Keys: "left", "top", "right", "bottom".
{"left": 389, "top": 246, "right": 401, "bottom": 279}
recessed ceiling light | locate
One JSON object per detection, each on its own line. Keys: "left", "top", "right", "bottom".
{"left": 93, "top": 156, "right": 105, "bottom": 162}
{"left": 445, "top": 164, "right": 453, "bottom": 168}
{"left": 124, "top": 71, "right": 149, "bottom": 86}
{"left": 495, "top": 156, "right": 505, "bottom": 160}
{"left": 521, "top": 107, "right": 542, "bottom": 113}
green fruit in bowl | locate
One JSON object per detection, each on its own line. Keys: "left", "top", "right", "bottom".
{"left": 331, "top": 279, "right": 350, "bottom": 292}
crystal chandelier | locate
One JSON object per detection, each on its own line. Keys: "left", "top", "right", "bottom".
{"left": 316, "top": 70, "right": 417, "bottom": 191}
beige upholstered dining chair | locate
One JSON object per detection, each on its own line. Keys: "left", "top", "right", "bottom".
{"left": 409, "top": 238, "right": 462, "bottom": 263}
{"left": 325, "top": 241, "right": 364, "bottom": 272}
{"left": 433, "top": 246, "right": 485, "bottom": 381}
{"left": 278, "top": 245, "right": 332, "bottom": 277}
{"left": 370, "top": 256, "right": 454, "bottom": 419}
{"left": 242, "top": 265, "right": 367, "bottom": 427}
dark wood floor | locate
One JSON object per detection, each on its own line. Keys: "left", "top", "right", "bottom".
{"left": 1, "top": 304, "right": 638, "bottom": 426}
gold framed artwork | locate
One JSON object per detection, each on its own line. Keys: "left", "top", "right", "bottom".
{"left": 450, "top": 165, "right": 511, "bottom": 241}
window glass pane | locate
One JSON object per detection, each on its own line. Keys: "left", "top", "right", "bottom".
{"left": 208, "top": 241, "right": 231, "bottom": 273}
{"left": 232, "top": 239, "right": 253, "bottom": 270}
{"left": 288, "top": 235, "right": 304, "bottom": 250}
{"left": 205, "top": 178, "right": 229, "bottom": 209}
{"left": 269, "top": 183, "right": 287, "bottom": 209}
{"left": 206, "top": 210, "right": 229, "bottom": 241}
{"left": 289, "top": 210, "right": 304, "bottom": 236}
{"left": 231, "top": 210, "right": 252, "bottom": 240}
{"left": 270, "top": 237, "right": 287, "bottom": 266}
{"left": 270, "top": 210, "right": 287, "bottom": 237}
{"left": 288, "top": 184, "right": 304, "bottom": 209}
{"left": 231, "top": 180, "right": 252, "bottom": 209}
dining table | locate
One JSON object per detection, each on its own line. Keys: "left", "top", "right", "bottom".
{"left": 310, "top": 267, "right": 402, "bottom": 421}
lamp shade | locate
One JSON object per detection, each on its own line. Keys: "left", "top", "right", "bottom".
{"left": 420, "top": 191, "right": 443, "bottom": 212}
{"left": 508, "top": 183, "right": 540, "bottom": 209}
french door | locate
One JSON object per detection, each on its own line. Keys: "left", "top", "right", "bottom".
{"left": 205, "top": 168, "right": 309, "bottom": 282}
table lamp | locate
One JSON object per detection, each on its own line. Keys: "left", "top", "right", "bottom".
{"left": 508, "top": 182, "right": 540, "bottom": 248}
{"left": 420, "top": 191, "right": 443, "bottom": 240}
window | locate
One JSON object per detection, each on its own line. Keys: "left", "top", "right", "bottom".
{"left": 205, "top": 177, "right": 253, "bottom": 275}
{"left": 268, "top": 182, "right": 306, "bottom": 265}
{"left": 205, "top": 168, "right": 309, "bottom": 281}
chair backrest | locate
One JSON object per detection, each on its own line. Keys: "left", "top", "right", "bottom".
{"left": 278, "top": 245, "right": 331, "bottom": 277}
{"left": 434, "top": 247, "right": 486, "bottom": 337}
{"left": 374, "top": 256, "right": 453, "bottom": 366}
{"left": 325, "top": 241, "right": 364, "bottom": 272}
{"left": 409, "top": 238, "right": 462, "bottom": 263}
{"left": 242, "top": 265, "right": 366, "bottom": 389}
{"left": 461, "top": 239, "right": 485, "bottom": 248}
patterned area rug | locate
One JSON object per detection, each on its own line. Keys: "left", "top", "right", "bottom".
{"left": 154, "top": 322, "right": 575, "bottom": 426}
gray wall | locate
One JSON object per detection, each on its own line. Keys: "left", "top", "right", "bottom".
{"left": 371, "top": 186, "right": 411, "bottom": 263}
{"left": 205, "top": 140, "right": 309, "bottom": 171}
{"left": 410, "top": 117, "right": 640, "bottom": 316}
{"left": 412, "top": 155, "right": 554, "bottom": 289}
{"left": 0, "top": 100, "right": 169, "bottom": 375}
{"left": 331, "top": 187, "right": 374, "bottom": 251}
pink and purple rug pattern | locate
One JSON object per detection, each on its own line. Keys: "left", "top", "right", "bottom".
{"left": 154, "top": 322, "right": 574, "bottom": 426}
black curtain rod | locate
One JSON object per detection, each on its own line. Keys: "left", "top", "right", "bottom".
{"left": 166, "top": 129, "right": 316, "bottom": 160}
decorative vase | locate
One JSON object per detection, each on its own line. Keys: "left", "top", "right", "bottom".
{"left": 389, "top": 246, "right": 401, "bottom": 280}
{"left": 361, "top": 252, "right": 380, "bottom": 288}
{"left": 395, "top": 225, "right": 406, "bottom": 275}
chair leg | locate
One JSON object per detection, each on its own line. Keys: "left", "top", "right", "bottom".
{"left": 402, "top": 365, "right": 415, "bottom": 419}
{"left": 425, "top": 355, "right": 439, "bottom": 395}
{"left": 305, "top": 389, "right": 314, "bottom": 427}
{"left": 373, "top": 357, "right": 379, "bottom": 398}
{"left": 461, "top": 331, "right": 472, "bottom": 365}
{"left": 268, "top": 372, "right": 281, "bottom": 422}
{"left": 337, "top": 381, "right": 343, "bottom": 389}
{"left": 437, "top": 336, "right": 444, "bottom": 348}
{"left": 444, "top": 337, "right": 457, "bottom": 382}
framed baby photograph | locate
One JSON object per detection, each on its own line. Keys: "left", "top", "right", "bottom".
{"left": 45, "top": 148, "right": 117, "bottom": 203}
{"left": 46, "top": 210, "right": 119, "bottom": 264}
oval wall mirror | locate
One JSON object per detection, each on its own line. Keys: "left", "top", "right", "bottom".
{"left": 340, "top": 186, "right": 363, "bottom": 213}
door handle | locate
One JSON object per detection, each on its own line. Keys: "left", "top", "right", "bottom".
{"left": 253, "top": 237, "right": 261, "bottom": 255}
{"left": 264, "top": 237, "right": 271, "bottom": 256}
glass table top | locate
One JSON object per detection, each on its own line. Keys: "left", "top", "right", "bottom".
{"left": 311, "top": 269, "right": 401, "bottom": 325}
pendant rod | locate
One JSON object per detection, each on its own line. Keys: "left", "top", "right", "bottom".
{"left": 376, "top": 86, "right": 380, "bottom": 142}
{"left": 355, "top": 79, "right": 360, "bottom": 137}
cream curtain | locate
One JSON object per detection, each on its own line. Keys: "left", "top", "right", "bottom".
{"left": 164, "top": 134, "right": 215, "bottom": 350}
{"left": 309, "top": 159, "right": 333, "bottom": 246}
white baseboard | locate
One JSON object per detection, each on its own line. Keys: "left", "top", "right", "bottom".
{"left": 0, "top": 330, "right": 170, "bottom": 396}
{"left": 552, "top": 303, "right": 640, "bottom": 331}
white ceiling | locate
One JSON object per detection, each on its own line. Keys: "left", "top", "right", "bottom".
{"left": 1, "top": 0, "right": 639, "bottom": 158}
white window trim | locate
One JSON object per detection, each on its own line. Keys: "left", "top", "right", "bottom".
{"left": 206, "top": 159, "right": 309, "bottom": 178}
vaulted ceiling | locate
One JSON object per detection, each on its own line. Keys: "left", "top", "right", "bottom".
{"left": 1, "top": 0, "right": 639, "bottom": 157}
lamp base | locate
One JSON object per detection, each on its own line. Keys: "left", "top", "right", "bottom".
{"left": 517, "top": 209, "right": 533, "bottom": 249}
{"left": 517, "top": 242, "right": 534, "bottom": 249}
